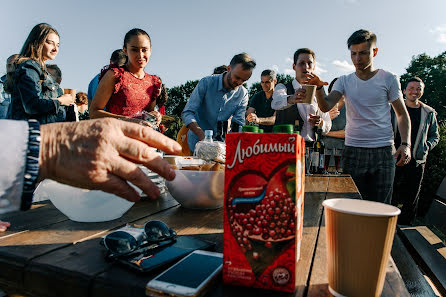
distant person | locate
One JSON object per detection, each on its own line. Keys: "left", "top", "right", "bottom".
{"left": 10, "top": 23, "right": 74, "bottom": 124}
{"left": 213, "top": 65, "right": 228, "bottom": 75}
{"left": 182, "top": 53, "right": 256, "bottom": 152}
{"left": 246, "top": 69, "right": 277, "bottom": 132}
{"left": 75, "top": 92, "right": 89, "bottom": 120}
{"left": 392, "top": 77, "right": 439, "bottom": 224}
{"left": 87, "top": 49, "right": 126, "bottom": 107}
{"left": 156, "top": 83, "right": 168, "bottom": 115}
{"left": 0, "top": 118, "right": 181, "bottom": 231}
{"left": 90, "top": 29, "right": 162, "bottom": 127}
{"left": 0, "top": 54, "right": 19, "bottom": 119}
{"left": 271, "top": 48, "right": 331, "bottom": 142}
{"left": 309, "top": 29, "right": 411, "bottom": 204}
{"left": 46, "top": 64, "right": 62, "bottom": 84}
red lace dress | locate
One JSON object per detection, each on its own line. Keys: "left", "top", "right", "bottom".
{"left": 99, "top": 65, "right": 161, "bottom": 117}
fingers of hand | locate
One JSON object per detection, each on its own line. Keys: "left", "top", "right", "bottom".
{"left": 121, "top": 122, "right": 181, "bottom": 155}
{"left": 110, "top": 157, "right": 160, "bottom": 200}
{"left": 0, "top": 221, "right": 10, "bottom": 232}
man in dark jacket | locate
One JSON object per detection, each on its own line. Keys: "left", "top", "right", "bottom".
{"left": 392, "top": 77, "right": 440, "bottom": 225}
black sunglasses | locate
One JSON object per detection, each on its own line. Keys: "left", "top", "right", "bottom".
{"left": 103, "top": 220, "right": 177, "bottom": 257}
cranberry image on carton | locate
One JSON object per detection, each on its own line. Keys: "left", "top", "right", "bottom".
{"left": 223, "top": 132, "right": 305, "bottom": 292}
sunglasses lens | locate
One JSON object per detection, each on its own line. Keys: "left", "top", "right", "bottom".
{"left": 144, "top": 220, "right": 174, "bottom": 242}
{"left": 104, "top": 231, "right": 138, "bottom": 255}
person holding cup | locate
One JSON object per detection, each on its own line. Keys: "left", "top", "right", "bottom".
{"left": 10, "top": 23, "right": 74, "bottom": 124}
{"left": 309, "top": 29, "right": 411, "bottom": 204}
{"left": 90, "top": 28, "right": 162, "bottom": 128}
{"left": 271, "top": 48, "right": 331, "bottom": 143}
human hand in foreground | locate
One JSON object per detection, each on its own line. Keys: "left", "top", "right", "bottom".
{"left": 39, "top": 118, "right": 182, "bottom": 202}
{"left": 394, "top": 145, "right": 411, "bottom": 166}
{"left": 246, "top": 113, "right": 259, "bottom": 124}
{"left": 303, "top": 73, "right": 329, "bottom": 89}
{"left": 0, "top": 220, "right": 10, "bottom": 232}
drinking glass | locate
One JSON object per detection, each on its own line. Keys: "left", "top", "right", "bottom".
{"left": 334, "top": 148, "right": 342, "bottom": 175}
{"left": 324, "top": 148, "right": 332, "bottom": 174}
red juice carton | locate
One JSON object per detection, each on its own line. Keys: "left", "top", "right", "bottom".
{"left": 223, "top": 132, "right": 305, "bottom": 292}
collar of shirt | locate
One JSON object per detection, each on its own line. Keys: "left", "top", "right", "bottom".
{"left": 292, "top": 78, "right": 302, "bottom": 91}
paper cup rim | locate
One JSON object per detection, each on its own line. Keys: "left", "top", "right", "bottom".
{"left": 322, "top": 198, "right": 401, "bottom": 217}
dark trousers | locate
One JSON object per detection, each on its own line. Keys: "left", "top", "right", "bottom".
{"left": 392, "top": 161, "right": 425, "bottom": 225}
{"left": 343, "top": 146, "right": 395, "bottom": 204}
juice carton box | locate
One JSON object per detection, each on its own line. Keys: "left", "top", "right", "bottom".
{"left": 223, "top": 132, "right": 305, "bottom": 292}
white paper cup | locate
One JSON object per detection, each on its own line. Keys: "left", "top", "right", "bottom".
{"left": 301, "top": 84, "right": 316, "bottom": 104}
{"left": 323, "top": 199, "right": 400, "bottom": 297}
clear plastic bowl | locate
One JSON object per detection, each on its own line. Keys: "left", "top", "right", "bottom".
{"left": 165, "top": 170, "right": 224, "bottom": 209}
{"left": 33, "top": 179, "right": 134, "bottom": 222}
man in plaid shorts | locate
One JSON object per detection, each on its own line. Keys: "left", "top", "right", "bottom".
{"left": 300, "top": 29, "right": 411, "bottom": 204}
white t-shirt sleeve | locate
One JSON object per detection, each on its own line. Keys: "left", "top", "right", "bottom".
{"left": 388, "top": 73, "right": 403, "bottom": 103}
{"left": 332, "top": 76, "right": 345, "bottom": 95}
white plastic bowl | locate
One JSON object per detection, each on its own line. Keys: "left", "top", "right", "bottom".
{"left": 33, "top": 179, "right": 134, "bottom": 222}
{"left": 166, "top": 170, "right": 224, "bottom": 209}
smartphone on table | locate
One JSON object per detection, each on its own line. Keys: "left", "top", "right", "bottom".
{"left": 146, "top": 250, "right": 223, "bottom": 297}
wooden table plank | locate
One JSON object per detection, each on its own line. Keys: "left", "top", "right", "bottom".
{"left": 0, "top": 201, "right": 68, "bottom": 240}
{"left": 399, "top": 226, "right": 446, "bottom": 296}
{"left": 0, "top": 196, "right": 179, "bottom": 296}
{"left": 91, "top": 206, "right": 224, "bottom": 297}
{"left": 391, "top": 234, "right": 437, "bottom": 296}
{"left": 0, "top": 176, "right": 417, "bottom": 297}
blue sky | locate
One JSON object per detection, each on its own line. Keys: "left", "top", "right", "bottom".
{"left": 1, "top": 0, "right": 445, "bottom": 93}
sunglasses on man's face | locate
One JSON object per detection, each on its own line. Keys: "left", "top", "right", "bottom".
{"left": 103, "top": 220, "right": 177, "bottom": 257}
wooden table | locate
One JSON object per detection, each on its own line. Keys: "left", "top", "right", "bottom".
{"left": 0, "top": 175, "right": 412, "bottom": 297}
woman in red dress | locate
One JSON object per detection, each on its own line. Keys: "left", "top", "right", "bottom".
{"left": 90, "top": 28, "right": 162, "bottom": 127}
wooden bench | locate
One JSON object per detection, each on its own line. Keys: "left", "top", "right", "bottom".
{"left": 398, "top": 226, "right": 446, "bottom": 296}
{"left": 424, "top": 176, "right": 446, "bottom": 235}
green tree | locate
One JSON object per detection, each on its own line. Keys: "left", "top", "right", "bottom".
{"left": 400, "top": 51, "right": 446, "bottom": 215}
{"left": 165, "top": 80, "right": 199, "bottom": 117}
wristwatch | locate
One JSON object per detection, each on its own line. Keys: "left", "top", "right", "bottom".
{"left": 400, "top": 142, "right": 411, "bottom": 148}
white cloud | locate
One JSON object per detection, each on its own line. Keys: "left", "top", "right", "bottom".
{"left": 271, "top": 64, "right": 279, "bottom": 73}
{"left": 284, "top": 68, "right": 295, "bottom": 76}
{"left": 430, "top": 25, "right": 446, "bottom": 44}
{"left": 314, "top": 62, "right": 328, "bottom": 75}
{"left": 285, "top": 57, "right": 293, "bottom": 64}
{"left": 332, "top": 60, "right": 355, "bottom": 72}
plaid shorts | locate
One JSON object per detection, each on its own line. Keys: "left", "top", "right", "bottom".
{"left": 343, "top": 145, "right": 395, "bottom": 204}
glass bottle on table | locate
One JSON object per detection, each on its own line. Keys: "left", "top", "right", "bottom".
{"left": 315, "top": 128, "right": 326, "bottom": 174}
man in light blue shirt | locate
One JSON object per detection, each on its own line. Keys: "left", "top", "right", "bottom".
{"left": 182, "top": 53, "right": 256, "bottom": 153}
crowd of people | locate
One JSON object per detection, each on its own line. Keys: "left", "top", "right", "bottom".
{"left": 0, "top": 24, "right": 440, "bottom": 232}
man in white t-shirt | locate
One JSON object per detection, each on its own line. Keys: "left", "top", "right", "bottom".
{"left": 305, "top": 29, "right": 411, "bottom": 204}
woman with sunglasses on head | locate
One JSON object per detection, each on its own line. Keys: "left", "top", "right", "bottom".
{"left": 90, "top": 28, "right": 162, "bottom": 128}
{"left": 10, "top": 23, "right": 74, "bottom": 124}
